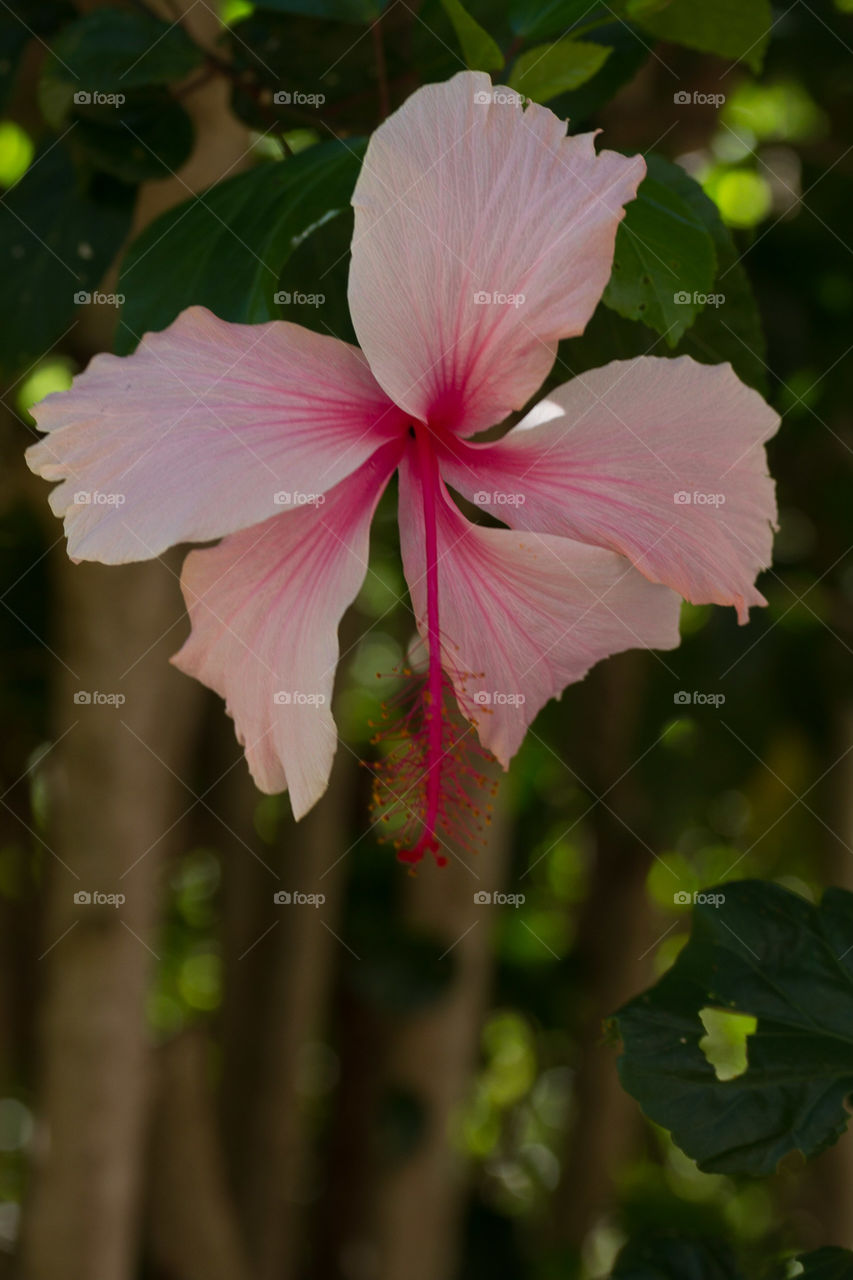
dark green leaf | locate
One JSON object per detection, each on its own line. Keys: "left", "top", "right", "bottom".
{"left": 440, "top": 0, "right": 504, "bottom": 71}
{"left": 508, "top": 0, "right": 607, "bottom": 41}
{"left": 546, "top": 19, "right": 649, "bottom": 123}
{"left": 611, "top": 880, "right": 853, "bottom": 1176}
{"left": 603, "top": 155, "right": 716, "bottom": 345}
{"left": 70, "top": 89, "right": 194, "bottom": 183}
{"left": 654, "top": 155, "right": 768, "bottom": 394}
{"left": 0, "top": 144, "right": 134, "bottom": 378}
{"left": 508, "top": 38, "right": 610, "bottom": 101}
{"left": 612, "top": 1235, "right": 745, "bottom": 1279}
{"left": 796, "top": 1249, "right": 853, "bottom": 1279}
{"left": 39, "top": 8, "right": 202, "bottom": 126}
{"left": 632, "top": 0, "right": 773, "bottom": 72}
{"left": 116, "top": 139, "right": 364, "bottom": 353}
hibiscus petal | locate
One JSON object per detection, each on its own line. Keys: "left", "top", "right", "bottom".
{"left": 27, "top": 305, "right": 406, "bottom": 564}
{"left": 438, "top": 357, "right": 779, "bottom": 623}
{"left": 349, "top": 70, "right": 644, "bottom": 437}
{"left": 171, "top": 441, "right": 401, "bottom": 816}
{"left": 397, "top": 457, "right": 681, "bottom": 765}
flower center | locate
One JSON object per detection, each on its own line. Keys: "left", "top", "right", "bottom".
{"left": 368, "top": 426, "right": 495, "bottom": 868}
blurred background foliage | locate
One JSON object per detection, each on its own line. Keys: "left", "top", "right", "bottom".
{"left": 1, "top": 1, "right": 853, "bottom": 1279}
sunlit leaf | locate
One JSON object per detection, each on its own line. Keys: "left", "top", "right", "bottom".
{"left": 508, "top": 38, "right": 610, "bottom": 102}
{"left": 603, "top": 154, "right": 716, "bottom": 345}
{"left": 440, "top": 0, "right": 504, "bottom": 71}
{"left": 630, "top": 0, "right": 773, "bottom": 73}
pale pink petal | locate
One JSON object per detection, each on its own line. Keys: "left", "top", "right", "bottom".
{"left": 26, "top": 305, "right": 407, "bottom": 564}
{"left": 438, "top": 357, "right": 779, "bottom": 624}
{"left": 397, "top": 456, "right": 681, "bottom": 765}
{"left": 172, "top": 441, "right": 401, "bottom": 816}
{"left": 349, "top": 70, "right": 644, "bottom": 437}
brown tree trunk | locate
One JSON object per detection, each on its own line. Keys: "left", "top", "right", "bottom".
{"left": 552, "top": 654, "right": 659, "bottom": 1248}
{"left": 243, "top": 751, "right": 358, "bottom": 1280}
{"left": 19, "top": 555, "right": 202, "bottom": 1280}
{"left": 18, "top": 23, "right": 252, "bottom": 1278}
{"left": 372, "top": 786, "right": 512, "bottom": 1280}
{"left": 147, "top": 1030, "right": 253, "bottom": 1280}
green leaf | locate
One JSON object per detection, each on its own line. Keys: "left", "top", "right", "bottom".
{"left": 70, "top": 89, "right": 194, "bottom": 184}
{"left": 39, "top": 9, "right": 202, "bottom": 126}
{"left": 508, "top": 38, "right": 610, "bottom": 101}
{"left": 603, "top": 155, "right": 716, "bottom": 346}
{"left": 249, "top": 0, "right": 388, "bottom": 19}
{"left": 797, "top": 1249, "right": 853, "bottom": 1279}
{"left": 654, "top": 156, "right": 768, "bottom": 393}
{"left": 546, "top": 20, "right": 649, "bottom": 124}
{"left": 631, "top": 0, "right": 773, "bottom": 72}
{"left": 508, "top": 0, "right": 606, "bottom": 41}
{"left": 440, "top": 0, "right": 504, "bottom": 71}
{"left": 0, "top": 145, "right": 134, "bottom": 378}
{"left": 611, "top": 880, "right": 853, "bottom": 1177}
{"left": 115, "top": 140, "right": 364, "bottom": 353}
{"left": 612, "top": 1235, "right": 745, "bottom": 1279}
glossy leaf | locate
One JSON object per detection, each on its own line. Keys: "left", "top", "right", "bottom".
{"left": 39, "top": 8, "right": 202, "bottom": 126}
{"left": 0, "top": 145, "right": 134, "bottom": 378}
{"left": 611, "top": 880, "right": 853, "bottom": 1176}
{"left": 658, "top": 155, "right": 768, "bottom": 394}
{"left": 115, "top": 140, "right": 364, "bottom": 353}
{"left": 603, "top": 154, "right": 716, "bottom": 345}
{"left": 508, "top": 38, "right": 610, "bottom": 101}
{"left": 632, "top": 0, "right": 773, "bottom": 72}
{"left": 440, "top": 0, "right": 504, "bottom": 71}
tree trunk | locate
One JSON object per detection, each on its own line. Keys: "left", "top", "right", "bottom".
{"left": 372, "top": 785, "right": 512, "bottom": 1280}
{"left": 19, "top": 555, "right": 202, "bottom": 1280}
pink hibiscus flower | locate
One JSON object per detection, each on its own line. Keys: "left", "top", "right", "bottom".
{"left": 26, "top": 71, "right": 778, "bottom": 867}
